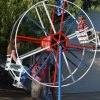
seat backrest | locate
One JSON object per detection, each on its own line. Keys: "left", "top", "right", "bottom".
{"left": 5, "top": 55, "right": 12, "bottom": 70}
{"left": 75, "top": 30, "right": 89, "bottom": 44}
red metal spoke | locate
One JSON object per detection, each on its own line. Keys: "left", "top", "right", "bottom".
{"left": 50, "top": 6, "right": 56, "bottom": 34}
{"left": 68, "top": 44, "right": 95, "bottom": 50}
{"left": 51, "top": 39, "right": 66, "bottom": 47}
{"left": 17, "top": 36, "right": 41, "bottom": 41}
{"left": 51, "top": 42, "right": 58, "bottom": 47}
{"left": 52, "top": 36, "right": 58, "bottom": 42}
{"left": 60, "top": 0, "right": 67, "bottom": 32}
{"left": 59, "top": 32, "right": 62, "bottom": 43}
{"left": 62, "top": 45, "right": 68, "bottom": 52}
{"left": 60, "top": 39, "right": 66, "bottom": 43}
{"left": 17, "top": 36, "right": 51, "bottom": 43}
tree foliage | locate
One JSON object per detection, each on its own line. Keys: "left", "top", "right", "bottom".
{"left": 0, "top": 0, "right": 41, "bottom": 53}
{"left": 0, "top": 0, "right": 100, "bottom": 54}
{"left": 82, "top": 0, "right": 100, "bottom": 11}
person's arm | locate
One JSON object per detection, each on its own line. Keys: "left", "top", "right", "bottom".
{"left": 11, "top": 50, "right": 17, "bottom": 62}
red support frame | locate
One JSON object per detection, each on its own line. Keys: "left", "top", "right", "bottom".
{"left": 60, "top": 0, "right": 67, "bottom": 32}
{"left": 50, "top": 6, "right": 56, "bottom": 35}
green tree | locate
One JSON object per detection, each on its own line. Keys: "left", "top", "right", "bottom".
{"left": 0, "top": 0, "right": 100, "bottom": 55}
{"left": 0, "top": 0, "right": 41, "bottom": 54}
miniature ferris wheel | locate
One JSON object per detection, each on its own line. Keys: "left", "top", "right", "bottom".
{"left": 5, "top": 0, "right": 99, "bottom": 100}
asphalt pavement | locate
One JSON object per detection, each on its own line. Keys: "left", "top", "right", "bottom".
{"left": 0, "top": 82, "right": 100, "bottom": 100}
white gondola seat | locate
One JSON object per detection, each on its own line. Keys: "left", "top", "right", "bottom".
{"left": 75, "top": 28, "right": 95, "bottom": 44}
{"left": 5, "top": 55, "right": 25, "bottom": 73}
{"left": 5, "top": 55, "right": 25, "bottom": 88}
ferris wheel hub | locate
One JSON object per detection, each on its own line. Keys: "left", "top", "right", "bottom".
{"left": 41, "top": 32, "right": 69, "bottom": 52}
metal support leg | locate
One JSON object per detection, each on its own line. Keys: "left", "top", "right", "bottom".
{"left": 58, "top": 45, "right": 62, "bottom": 100}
